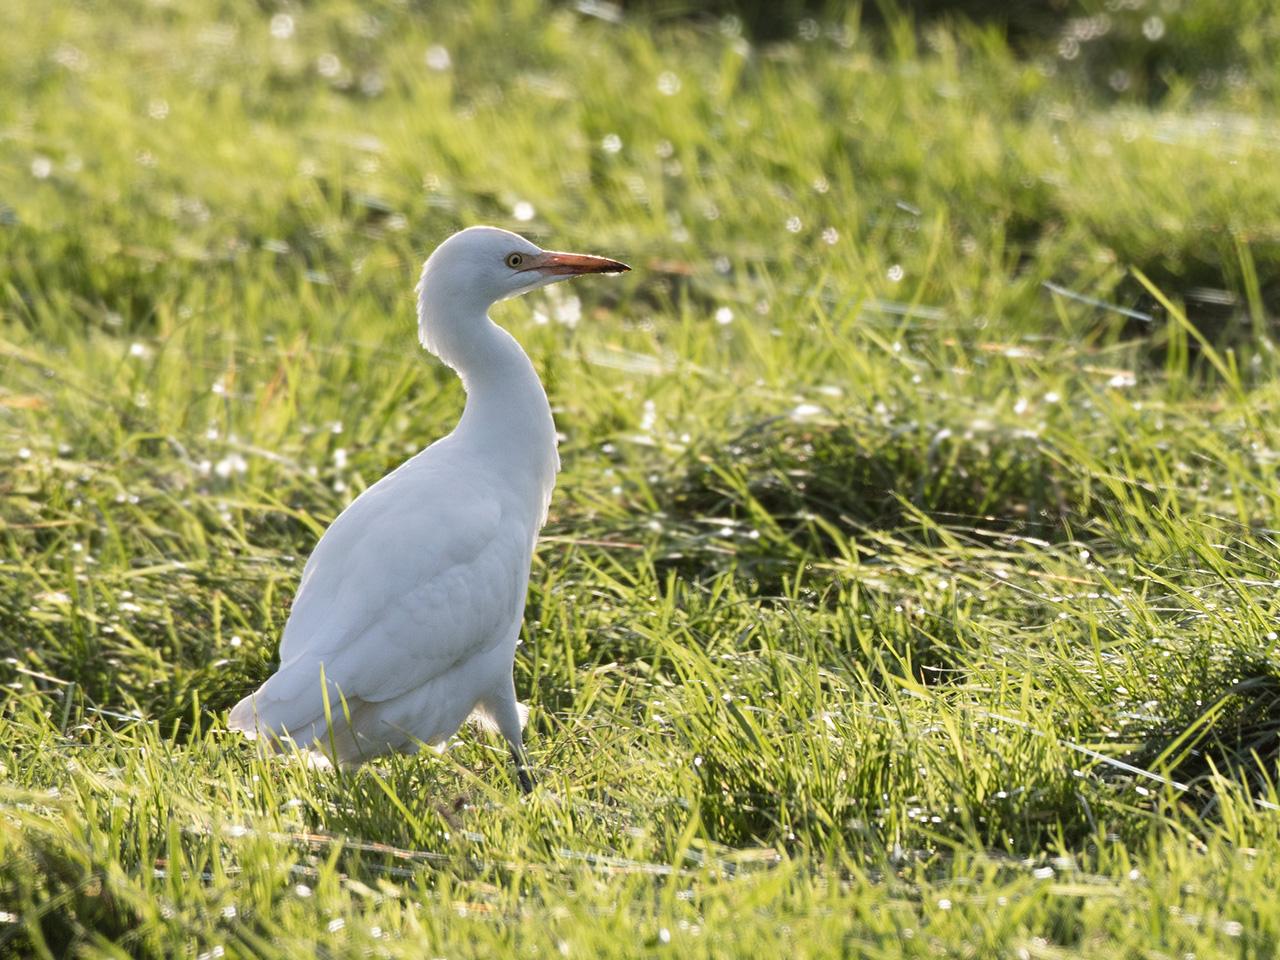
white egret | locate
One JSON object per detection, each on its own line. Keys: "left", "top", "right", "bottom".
{"left": 228, "top": 226, "right": 629, "bottom": 789}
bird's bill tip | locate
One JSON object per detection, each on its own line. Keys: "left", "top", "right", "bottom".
{"left": 529, "top": 251, "right": 630, "bottom": 276}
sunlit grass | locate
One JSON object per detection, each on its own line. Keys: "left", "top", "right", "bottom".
{"left": 3, "top": 1, "right": 1280, "bottom": 956}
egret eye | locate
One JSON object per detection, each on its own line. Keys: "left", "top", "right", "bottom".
{"left": 506, "top": 253, "right": 524, "bottom": 269}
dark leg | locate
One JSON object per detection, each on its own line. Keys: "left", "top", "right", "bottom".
{"left": 510, "top": 746, "right": 536, "bottom": 794}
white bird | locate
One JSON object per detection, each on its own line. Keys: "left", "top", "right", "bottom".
{"left": 228, "top": 226, "right": 629, "bottom": 789}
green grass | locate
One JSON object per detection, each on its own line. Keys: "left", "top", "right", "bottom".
{"left": 4, "top": 1, "right": 1280, "bottom": 956}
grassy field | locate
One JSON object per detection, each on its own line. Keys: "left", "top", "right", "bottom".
{"left": 4, "top": 0, "right": 1280, "bottom": 955}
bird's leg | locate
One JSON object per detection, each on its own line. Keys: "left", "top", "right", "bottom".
{"left": 510, "top": 745, "right": 536, "bottom": 795}
{"left": 485, "top": 685, "right": 536, "bottom": 795}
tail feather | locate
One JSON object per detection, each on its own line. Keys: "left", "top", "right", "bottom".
{"left": 226, "top": 663, "right": 340, "bottom": 741}
{"left": 228, "top": 670, "right": 379, "bottom": 766}
{"left": 226, "top": 693, "right": 263, "bottom": 738}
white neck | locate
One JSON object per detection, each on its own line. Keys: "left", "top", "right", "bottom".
{"left": 417, "top": 279, "right": 560, "bottom": 522}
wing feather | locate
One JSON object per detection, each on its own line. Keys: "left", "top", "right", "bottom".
{"left": 269, "top": 444, "right": 532, "bottom": 709}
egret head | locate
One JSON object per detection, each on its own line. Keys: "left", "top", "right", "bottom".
{"left": 419, "top": 226, "right": 627, "bottom": 307}
{"left": 416, "top": 226, "right": 628, "bottom": 362}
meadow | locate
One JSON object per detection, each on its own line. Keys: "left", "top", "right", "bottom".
{"left": 3, "top": 0, "right": 1280, "bottom": 955}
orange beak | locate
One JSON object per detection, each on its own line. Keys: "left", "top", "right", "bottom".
{"left": 521, "top": 250, "right": 630, "bottom": 276}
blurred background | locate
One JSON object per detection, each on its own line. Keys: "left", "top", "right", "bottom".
{"left": 3, "top": 0, "right": 1278, "bottom": 340}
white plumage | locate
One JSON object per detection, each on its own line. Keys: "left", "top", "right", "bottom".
{"left": 228, "top": 226, "right": 629, "bottom": 786}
